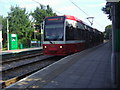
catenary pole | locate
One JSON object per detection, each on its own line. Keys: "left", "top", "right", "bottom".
{"left": 111, "top": 2, "right": 120, "bottom": 88}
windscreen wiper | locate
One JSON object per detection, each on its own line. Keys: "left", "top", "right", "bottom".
{"left": 49, "top": 39, "right": 53, "bottom": 44}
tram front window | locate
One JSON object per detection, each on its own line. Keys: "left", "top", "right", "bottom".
{"left": 44, "top": 24, "right": 64, "bottom": 41}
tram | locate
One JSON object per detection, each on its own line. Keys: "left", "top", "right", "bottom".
{"left": 42, "top": 15, "right": 103, "bottom": 55}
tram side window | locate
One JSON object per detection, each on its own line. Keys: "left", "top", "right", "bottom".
{"left": 79, "top": 29, "right": 84, "bottom": 40}
{"left": 74, "top": 28, "right": 79, "bottom": 40}
{"left": 66, "top": 26, "right": 75, "bottom": 40}
{"left": 76, "top": 22, "right": 85, "bottom": 40}
{"left": 81, "top": 30, "right": 83, "bottom": 40}
{"left": 66, "top": 24, "right": 85, "bottom": 40}
{"left": 81, "top": 30, "right": 85, "bottom": 40}
{"left": 76, "top": 28, "right": 80, "bottom": 40}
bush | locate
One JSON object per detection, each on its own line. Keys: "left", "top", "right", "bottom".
{"left": 18, "top": 38, "right": 31, "bottom": 48}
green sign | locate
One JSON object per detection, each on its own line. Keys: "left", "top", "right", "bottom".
{"left": 9, "top": 34, "right": 18, "bottom": 50}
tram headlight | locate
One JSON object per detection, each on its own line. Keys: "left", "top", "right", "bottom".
{"left": 44, "top": 46, "right": 47, "bottom": 48}
{"left": 60, "top": 46, "right": 63, "bottom": 48}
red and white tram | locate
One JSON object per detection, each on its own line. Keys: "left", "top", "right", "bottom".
{"left": 42, "top": 15, "right": 103, "bottom": 55}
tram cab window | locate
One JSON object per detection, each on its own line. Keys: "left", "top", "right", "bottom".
{"left": 44, "top": 24, "right": 64, "bottom": 41}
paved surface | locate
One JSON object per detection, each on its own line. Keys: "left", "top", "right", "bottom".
{"left": 6, "top": 42, "right": 113, "bottom": 88}
{"left": 43, "top": 43, "right": 112, "bottom": 88}
{"left": 1, "top": 47, "right": 42, "bottom": 55}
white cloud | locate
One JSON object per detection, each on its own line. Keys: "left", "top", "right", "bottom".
{"left": 29, "top": 0, "right": 65, "bottom": 7}
{"left": 58, "top": 6, "right": 76, "bottom": 11}
{"left": 0, "top": 0, "right": 111, "bottom": 32}
{"left": 86, "top": 3, "right": 106, "bottom": 8}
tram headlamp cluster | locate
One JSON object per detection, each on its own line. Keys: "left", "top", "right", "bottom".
{"left": 44, "top": 45, "right": 63, "bottom": 49}
{"left": 60, "top": 46, "right": 63, "bottom": 48}
{"left": 44, "top": 46, "right": 47, "bottom": 48}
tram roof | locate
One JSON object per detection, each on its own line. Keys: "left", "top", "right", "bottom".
{"left": 64, "top": 15, "right": 83, "bottom": 23}
{"left": 64, "top": 15, "right": 92, "bottom": 28}
{"left": 44, "top": 15, "right": 102, "bottom": 33}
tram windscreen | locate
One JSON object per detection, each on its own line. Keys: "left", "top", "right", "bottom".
{"left": 44, "top": 16, "right": 65, "bottom": 41}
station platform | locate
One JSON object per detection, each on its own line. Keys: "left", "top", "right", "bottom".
{"left": 6, "top": 42, "right": 113, "bottom": 88}
{"left": 1, "top": 47, "right": 42, "bottom": 55}
{"left": 1, "top": 47, "right": 43, "bottom": 60}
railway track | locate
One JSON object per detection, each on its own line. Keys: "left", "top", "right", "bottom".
{"left": 1, "top": 51, "right": 43, "bottom": 64}
{"left": 1, "top": 53, "right": 64, "bottom": 89}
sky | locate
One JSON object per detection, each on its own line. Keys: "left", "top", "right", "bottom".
{"left": 0, "top": 0, "right": 112, "bottom": 32}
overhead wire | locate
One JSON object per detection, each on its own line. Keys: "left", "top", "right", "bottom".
{"left": 32, "top": 0, "right": 103, "bottom": 29}
{"left": 69, "top": 0, "right": 103, "bottom": 29}
{"left": 69, "top": 0, "right": 89, "bottom": 16}
{"left": 32, "top": 0, "right": 64, "bottom": 15}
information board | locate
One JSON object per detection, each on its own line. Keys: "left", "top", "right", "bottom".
{"left": 9, "top": 34, "right": 18, "bottom": 50}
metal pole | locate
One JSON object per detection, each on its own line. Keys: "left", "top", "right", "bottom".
{"left": 41, "top": 22, "right": 43, "bottom": 47}
{"left": 34, "top": 29, "right": 36, "bottom": 39}
{"left": 7, "top": 18, "right": 9, "bottom": 50}
{"left": 0, "top": 24, "right": 2, "bottom": 51}
{"left": 115, "top": 2, "right": 120, "bottom": 87}
{"left": 111, "top": 2, "right": 115, "bottom": 85}
{"left": 111, "top": 2, "right": 120, "bottom": 88}
{"left": 0, "top": 30, "right": 2, "bottom": 51}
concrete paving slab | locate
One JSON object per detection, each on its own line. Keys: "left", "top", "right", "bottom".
{"left": 6, "top": 42, "right": 113, "bottom": 89}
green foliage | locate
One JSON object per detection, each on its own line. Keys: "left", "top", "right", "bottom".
{"left": 8, "top": 6, "right": 33, "bottom": 39}
{"left": 18, "top": 37, "right": 31, "bottom": 48}
{"left": 101, "top": 2, "right": 112, "bottom": 20}
{"left": 32, "top": 39, "right": 38, "bottom": 41}
{"left": 0, "top": 16, "right": 2, "bottom": 25}
{"left": 104, "top": 25, "right": 112, "bottom": 40}
{"left": 2, "top": 4, "right": 57, "bottom": 49}
{"left": 105, "top": 25, "right": 112, "bottom": 30}
{"left": 1, "top": 16, "right": 7, "bottom": 48}
{"left": 31, "top": 5, "right": 57, "bottom": 30}
{"left": 30, "top": 5, "right": 57, "bottom": 43}
{"left": 3, "top": 6, "right": 34, "bottom": 48}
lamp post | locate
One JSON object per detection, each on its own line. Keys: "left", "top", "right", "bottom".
{"left": 7, "top": 17, "right": 9, "bottom": 50}
{"left": 41, "top": 22, "right": 44, "bottom": 47}
{"left": 0, "top": 24, "right": 2, "bottom": 51}
{"left": 34, "top": 29, "right": 37, "bottom": 39}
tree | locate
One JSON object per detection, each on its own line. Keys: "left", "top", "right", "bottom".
{"left": 0, "top": 16, "right": 2, "bottom": 24}
{"left": 102, "top": 2, "right": 112, "bottom": 20}
{"left": 1, "top": 16, "right": 8, "bottom": 49}
{"left": 8, "top": 6, "right": 34, "bottom": 48}
{"left": 30, "top": 5, "right": 57, "bottom": 40}
{"left": 2, "top": 5, "right": 57, "bottom": 49}
{"left": 104, "top": 25, "right": 112, "bottom": 40}
{"left": 31, "top": 5, "right": 56, "bottom": 26}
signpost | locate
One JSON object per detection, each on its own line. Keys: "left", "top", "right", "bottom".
{"left": 31, "top": 41, "right": 37, "bottom": 47}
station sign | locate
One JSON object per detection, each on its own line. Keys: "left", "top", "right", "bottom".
{"left": 31, "top": 41, "right": 37, "bottom": 43}
{"left": 106, "top": 0, "right": 120, "bottom": 2}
